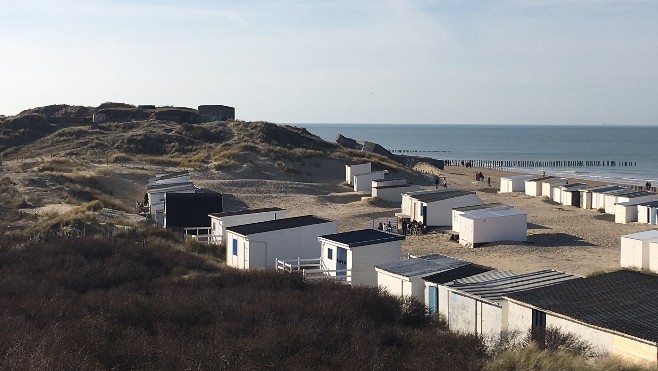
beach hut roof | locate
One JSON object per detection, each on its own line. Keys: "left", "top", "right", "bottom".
{"left": 374, "top": 184, "right": 415, "bottom": 190}
{"left": 526, "top": 176, "right": 555, "bottom": 182}
{"left": 638, "top": 200, "right": 658, "bottom": 207}
{"left": 591, "top": 185, "right": 629, "bottom": 194}
{"left": 226, "top": 215, "right": 332, "bottom": 236}
{"left": 318, "top": 229, "right": 404, "bottom": 248}
{"left": 423, "top": 264, "right": 493, "bottom": 284}
{"left": 460, "top": 209, "right": 527, "bottom": 220}
{"left": 542, "top": 178, "right": 567, "bottom": 184}
{"left": 506, "top": 270, "right": 658, "bottom": 343}
{"left": 621, "top": 230, "right": 658, "bottom": 241}
{"left": 146, "top": 181, "right": 196, "bottom": 192}
{"left": 559, "top": 183, "right": 588, "bottom": 190}
{"left": 452, "top": 203, "right": 509, "bottom": 212}
{"left": 375, "top": 254, "right": 469, "bottom": 278}
{"left": 617, "top": 190, "right": 654, "bottom": 199}
{"left": 445, "top": 269, "right": 578, "bottom": 304}
{"left": 209, "top": 207, "right": 285, "bottom": 218}
{"left": 408, "top": 190, "right": 475, "bottom": 203}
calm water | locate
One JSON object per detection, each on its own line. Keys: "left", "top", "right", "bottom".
{"left": 289, "top": 124, "right": 658, "bottom": 186}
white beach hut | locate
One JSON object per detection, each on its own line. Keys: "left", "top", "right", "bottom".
{"left": 423, "top": 264, "right": 493, "bottom": 317}
{"left": 611, "top": 191, "right": 656, "bottom": 218}
{"left": 451, "top": 203, "right": 512, "bottom": 232}
{"left": 458, "top": 209, "right": 528, "bottom": 247}
{"left": 353, "top": 171, "right": 387, "bottom": 193}
{"left": 398, "top": 189, "right": 483, "bottom": 227}
{"left": 318, "top": 229, "right": 404, "bottom": 286}
{"left": 225, "top": 215, "right": 336, "bottom": 270}
{"left": 146, "top": 181, "right": 198, "bottom": 225}
{"left": 443, "top": 270, "right": 578, "bottom": 336}
{"left": 590, "top": 186, "right": 628, "bottom": 211}
{"left": 524, "top": 176, "right": 553, "bottom": 197}
{"left": 506, "top": 270, "right": 658, "bottom": 366}
{"left": 345, "top": 162, "right": 371, "bottom": 185}
{"left": 375, "top": 254, "right": 470, "bottom": 302}
{"left": 372, "top": 183, "right": 421, "bottom": 203}
{"left": 558, "top": 183, "right": 587, "bottom": 207}
{"left": 638, "top": 201, "right": 658, "bottom": 225}
{"left": 541, "top": 178, "right": 567, "bottom": 198}
{"left": 499, "top": 175, "right": 535, "bottom": 193}
{"left": 620, "top": 230, "right": 658, "bottom": 270}
{"left": 208, "top": 207, "right": 288, "bottom": 245}
{"left": 372, "top": 178, "right": 407, "bottom": 188}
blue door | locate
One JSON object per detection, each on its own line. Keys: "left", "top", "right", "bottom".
{"left": 422, "top": 205, "right": 428, "bottom": 224}
{"left": 336, "top": 248, "right": 347, "bottom": 280}
{"left": 428, "top": 286, "right": 438, "bottom": 316}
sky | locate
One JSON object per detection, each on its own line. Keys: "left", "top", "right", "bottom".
{"left": 1, "top": 0, "right": 657, "bottom": 125}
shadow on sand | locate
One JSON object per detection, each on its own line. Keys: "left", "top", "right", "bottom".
{"left": 527, "top": 232, "right": 595, "bottom": 247}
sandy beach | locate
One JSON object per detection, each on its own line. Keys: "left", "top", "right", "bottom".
{"left": 198, "top": 162, "right": 655, "bottom": 277}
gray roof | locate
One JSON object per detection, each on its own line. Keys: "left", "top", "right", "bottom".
{"left": 445, "top": 270, "right": 579, "bottom": 304}
{"left": 423, "top": 264, "right": 494, "bottom": 284}
{"left": 617, "top": 191, "right": 654, "bottom": 199}
{"left": 209, "top": 207, "right": 284, "bottom": 218}
{"left": 452, "top": 203, "right": 509, "bottom": 212}
{"left": 375, "top": 254, "right": 469, "bottom": 278}
{"left": 147, "top": 181, "right": 196, "bottom": 192}
{"left": 526, "top": 176, "right": 555, "bottom": 182}
{"left": 319, "top": 229, "right": 405, "bottom": 248}
{"left": 407, "top": 190, "right": 476, "bottom": 203}
{"left": 559, "top": 183, "right": 588, "bottom": 191}
{"left": 590, "top": 186, "right": 629, "bottom": 194}
{"left": 506, "top": 270, "right": 658, "bottom": 343}
{"left": 638, "top": 200, "right": 658, "bottom": 207}
{"left": 227, "top": 215, "right": 332, "bottom": 236}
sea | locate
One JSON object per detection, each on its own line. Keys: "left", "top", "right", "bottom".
{"left": 288, "top": 124, "right": 658, "bottom": 187}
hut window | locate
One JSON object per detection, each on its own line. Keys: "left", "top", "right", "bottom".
{"left": 327, "top": 247, "right": 333, "bottom": 260}
{"left": 232, "top": 238, "right": 238, "bottom": 256}
{"left": 531, "top": 309, "right": 547, "bottom": 345}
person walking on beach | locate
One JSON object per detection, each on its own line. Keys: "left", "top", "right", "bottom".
{"left": 435, "top": 177, "right": 440, "bottom": 189}
{"left": 487, "top": 177, "right": 491, "bottom": 187}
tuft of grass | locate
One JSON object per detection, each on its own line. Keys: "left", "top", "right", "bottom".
{"left": 37, "top": 158, "right": 83, "bottom": 173}
{"left": 107, "top": 153, "right": 134, "bottom": 163}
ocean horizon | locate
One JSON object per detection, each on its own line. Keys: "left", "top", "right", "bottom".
{"left": 289, "top": 123, "right": 658, "bottom": 186}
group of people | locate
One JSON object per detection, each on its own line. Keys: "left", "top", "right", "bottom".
{"left": 400, "top": 220, "right": 426, "bottom": 235}
{"left": 475, "top": 172, "right": 491, "bottom": 186}
{"left": 434, "top": 177, "right": 448, "bottom": 189}
{"left": 646, "top": 181, "right": 653, "bottom": 191}
{"left": 378, "top": 221, "right": 394, "bottom": 233}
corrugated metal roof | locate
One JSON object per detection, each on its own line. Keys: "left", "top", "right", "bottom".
{"left": 209, "top": 207, "right": 284, "bottom": 218}
{"left": 423, "top": 264, "right": 493, "bottom": 284}
{"left": 542, "top": 178, "right": 567, "bottom": 184}
{"left": 408, "top": 190, "right": 476, "bottom": 203}
{"left": 619, "top": 191, "right": 654, "bottom": 199}
{"left": 452, "top": 203, "right": 509, "bottom": 212}
{"left": 146, "top": 182, "right": 196, "bottom": 192}
{"left": 591, "top": 186, "right": 629, "bottom": 194}
{"left": 319, "top": 229, "right": 405, "bottom": 248}
{"left": 506, "top": 270, "right": 658, "bottom": 343}
{"left": 526, "top": 176, "right": 555, "bottom": 182}
{"left": 375, "top": 254, "right": 470, "bottom": 278}
{"left": 449, "top": 270, "right": 519, "bottom": 284}
{"left": 227, "top": 215, "right": 333, "bottom": 236}
{"left": 582, "top": 185, "right": 627, "bottom": 193}
{"left": 638, "top": 200, "right": 658, "bottom": 207}
{"left": 621, "top": 230, "right": 658, "bottom": 241}
{"left": 559, "top": 183, "right": 588, "bottom": 191}
{"left": 445, "top": 270, "right": 579, "bottom": 304}
{"left": 461, "top": 209, "right": 527, "bottom": 220}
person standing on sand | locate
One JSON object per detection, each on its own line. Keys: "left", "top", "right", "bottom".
{"left": 487, "top": 177, "right": 491, "bottom": 187}
{"left": 435, "top": 177, "right": 440, "bottom": 189}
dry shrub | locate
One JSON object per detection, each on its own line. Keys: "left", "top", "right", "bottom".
{"left": 81, "top": 200, "right": 104, "bottom": 212}
{"left": 107, "top": 153, "right": 133, "bottom": 163}
{"left": 0, "top": 234, "right": 488, "bottom": 370}
{"left": 136, "top": 156, "right": 182, "bottom": 167}
{"left": 37, "top": 158, "right": 82, "bottom": 172}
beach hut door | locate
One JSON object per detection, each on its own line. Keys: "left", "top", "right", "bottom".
{"left": 428, "top": 286, "right": 438, "bottom": 316}
{"left": 422, "top": 205, "right": 428, "bottom": 224}
{"left": 336, "top": 248, "right": 348, "bottom": 280}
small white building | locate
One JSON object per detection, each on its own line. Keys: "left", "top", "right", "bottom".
{"left": 398, "top": 189, "right": 483, "bottom": 227}
{"left": 558, "top": 183, "right": 587, "bottom": 207}
{"left": 345, "top": 162, "right": 371, "bottom": 185}
{"left": 318, "top": 229, "right": 404, "bottom": 286}
{"left": 444, "top": 270, "right": 578, "bottom": 336}
{"left": 603, "top": 189, "right": 650, "bottom": 214}
{"left": 225, "top": 215, "right": 336, "bottom": 270}
{"left": 541, "top": 178, "right": 567, "bottom": 198}
{"left": 499, "top": 175, "right": 535, "bottom": 193}
{"left": 372, "top": 183, "right": 421, "bottom": 203}
{"left": 148, "top": 171, "right": 191, "bottom": 186}
{"left": 372, "top": 178, "right": 407, "bottom": 188}
{"left": 590, "top": 185, "right": 628, "bottom": 210}
{"left": 619, "top": 230, "right": 658, "bottom": 270}
{"left": 208, "top": 208, "right": 288, "bottom": 245}
{"left": 375, "top": 254, "right": 470, "bottom": 303}
{"left": 506, "top": 270, "right": 658, "bottom": 367}
{"left": 353, "top": 171, "right": 387, "bottom": 193}
{"left": 611, "top": 191, "right": 656, "bottom": 220}
{"left": 638, "top": 201, "right": 658, "bottom": 225}
{"left": 146, "top": 181, "right": 198, "bottom": 225}
{"left": 525, "top": 176, "right": 553, "bottom": 197}
{"left": 423, "top": 264, "right": 493, "bottom": 317}
{"left": 458, "top": 209, "right": 528, "bottom": 247}
{"left": 451, "top": 203, "right": 512, "bottom": 232}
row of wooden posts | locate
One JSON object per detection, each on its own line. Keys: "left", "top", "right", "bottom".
{"left": 444, "top": 159, "right": 637, "bottom": 168}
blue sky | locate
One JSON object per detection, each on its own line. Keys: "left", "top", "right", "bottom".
{"left": 1, "top": 0, "right": 657, "bottom": 124}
